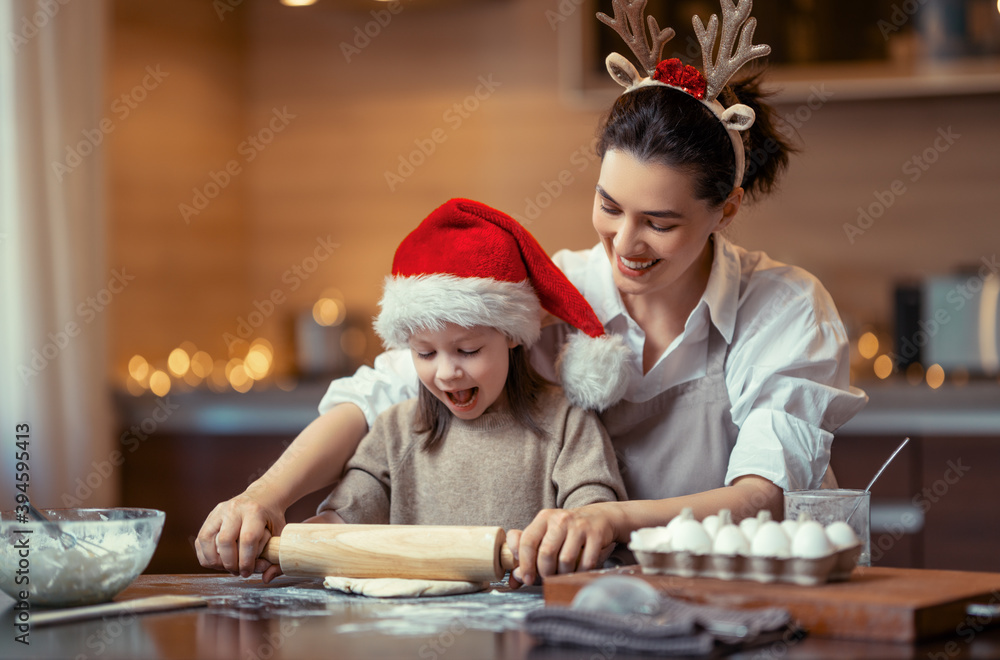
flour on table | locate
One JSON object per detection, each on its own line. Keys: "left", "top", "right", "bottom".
{"left": 323, "top": 576, "right": 488, "bottom": 598}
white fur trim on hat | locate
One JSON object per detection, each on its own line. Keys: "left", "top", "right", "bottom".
{"left": 374, "top": 274, "right": 542, "bottom": 350}
{"left": 557, "top": 332, "right": 634, "bottom": 411}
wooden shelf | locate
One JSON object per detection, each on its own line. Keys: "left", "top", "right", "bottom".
{"left": 763, "top": 57, "right": 1000, "bottom": 103}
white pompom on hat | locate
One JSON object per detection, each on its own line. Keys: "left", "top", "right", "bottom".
{"left": 374, "top": 198, "right": 634, "bottom": 411}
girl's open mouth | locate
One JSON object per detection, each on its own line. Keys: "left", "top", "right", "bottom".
{"left": 446, "top": 387, "right": 478, "bottom": 409}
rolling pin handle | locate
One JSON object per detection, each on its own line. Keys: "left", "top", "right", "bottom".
{"left": 261, "top": 536, "right": 281, "bottom": 565}
{"left": 500, "top": 542, "right": 518, "bottom": 572}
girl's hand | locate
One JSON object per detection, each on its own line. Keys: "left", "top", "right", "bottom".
{"left": 509, "top": 504, "right": 619, "bottom": 586}
{"left": 195, "top": 489, "right": 286, "bottom": 583}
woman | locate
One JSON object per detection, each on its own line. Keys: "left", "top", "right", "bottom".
{"left": 196, "top": 2, "right": 867, "bottom": 586}
{"left": 504, "top": 75, "right": 867, "bottom": 584}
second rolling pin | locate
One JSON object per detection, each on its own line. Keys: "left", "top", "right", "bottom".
{"left": 260, "top": 524, "right": 518, "bottom": 582}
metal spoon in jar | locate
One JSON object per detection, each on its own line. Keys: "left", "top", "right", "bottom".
{"left": 845, "top": 436, "right": 910, "bottom": 525}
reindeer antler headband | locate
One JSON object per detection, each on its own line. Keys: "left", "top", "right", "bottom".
{"left": 597, "top": 0, "right": 771, "bottom": 191}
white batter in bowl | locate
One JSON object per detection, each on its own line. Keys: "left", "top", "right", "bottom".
{"left": 0, "top": 508, "right": 165, "bottom": 607}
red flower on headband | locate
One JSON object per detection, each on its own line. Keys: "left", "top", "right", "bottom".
{"left": 653, "top": 59, "right": 707, "bottom": 100}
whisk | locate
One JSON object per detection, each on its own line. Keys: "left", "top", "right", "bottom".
{"left": 26, "top": 501, "right": 110, "bottom": 557}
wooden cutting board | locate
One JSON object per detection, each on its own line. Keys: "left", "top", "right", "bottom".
{"left": 542, "top": 566, "right": 1000, "bottom": 642}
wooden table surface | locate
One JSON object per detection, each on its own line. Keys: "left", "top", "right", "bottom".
{"left": 3, "top": 572, "right": 1000, "bottom": 659}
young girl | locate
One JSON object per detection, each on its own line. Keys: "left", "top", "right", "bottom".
{"left": 308, "top": 198, "right": 629, "bottom": 547}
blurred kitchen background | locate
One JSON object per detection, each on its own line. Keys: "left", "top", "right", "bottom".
{"left": 2, "top": 0, "right": 999, "bottom": 573}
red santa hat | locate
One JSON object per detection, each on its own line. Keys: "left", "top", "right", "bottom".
{"left": 374, "top": 198, "right": 634, "bottom": 411}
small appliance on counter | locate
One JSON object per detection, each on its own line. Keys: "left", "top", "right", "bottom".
{"left": 894, "top": 264, "right": 1000, "bottom": 376}
{"left": 293, "top": 308, "right": 367, "bottom": 381}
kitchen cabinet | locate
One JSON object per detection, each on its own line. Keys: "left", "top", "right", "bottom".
{"left": 920, "top": 436, "right": 1000, "bottom": 570}
{"left": 117, "top": 381, "right": 1000, "bottom": 573}
{"left": 832, "top": 380, "right": 1000, "bottom": 572}
{"left": 831, "top": 431, "right": 1000, "bottom": 572}
{"left": 827, "top": 434, "right": 923, "bottom": 569}
{"left": 120, "top": 429, "right": 329, "bottom": 574}
{"left": 115, "top": 383, "right": 332, "bottom": 574}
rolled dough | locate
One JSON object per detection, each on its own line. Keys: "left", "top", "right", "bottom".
{"left": 323, "top": 576, "right": 488, "bottom": 598}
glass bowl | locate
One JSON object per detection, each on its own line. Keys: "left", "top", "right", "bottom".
{"left": 0, "top": 508, "right": 165, "bottom": 607}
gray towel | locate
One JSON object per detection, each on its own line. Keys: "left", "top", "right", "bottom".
{"left": 524, "top": 594, "right": 796, "bottom": 656}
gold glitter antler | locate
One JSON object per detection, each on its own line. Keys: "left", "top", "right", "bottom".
{"left": 596, "top": 0, "right": 675, "bottom": 77}
{"left": 693, "top": 0, "right": 771, "bottom": 102}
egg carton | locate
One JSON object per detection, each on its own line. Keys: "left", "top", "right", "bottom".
{"left": 632, "top": 543, "right": 862, "bottom": 586}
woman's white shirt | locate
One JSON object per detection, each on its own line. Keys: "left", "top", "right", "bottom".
{"left": 318, "top": 234, "right": 868, "bottom": 491}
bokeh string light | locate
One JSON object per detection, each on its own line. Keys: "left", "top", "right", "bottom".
{"left": 122, "top": 294, "right": 366, "bottom": 396}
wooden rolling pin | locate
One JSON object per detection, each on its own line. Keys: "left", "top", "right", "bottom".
{"left": 261, "top": 524, "right": 518, "bottom": 582}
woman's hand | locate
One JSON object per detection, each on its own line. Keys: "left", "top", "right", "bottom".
{"left": 506, "top": 478, "right": 783, "bottom": 587}
{"left": 508, "top": 503, "right": 620, "bottom": 586}
{"left": 195, "top": 487, "right": 286, "bottom": 583}
{"left": 301, "top": 511, "right": 346, "bottom": 525}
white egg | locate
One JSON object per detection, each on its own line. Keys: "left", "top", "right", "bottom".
{"left": 671, "top": 519, "right": 713, "bottom": 555}
{"left": 663, "top": 507, "right": 691, "bottom": 538}
{"left": 750, "top": 520, "right": 791, "bottom": 558}
{"left": 780, "top": 518, "right": 800, "bottom": 541}
{"left": 739, "top": 517, "right": 760, "bottom": 541}
{"left": 702, "top": 514, "right": 721, "bottom": 540}
{"left": 629, "top": 527, "right": 672, "bottom": 552}
{"left": 825, "top": 521, "right": 861, "bottom": 550}
{"left": 713, "top": 523, "right": 750, "bottom": 556}
{"left": 791, "top": 520, "right": 834, "bottom": 558}
{"left": 739, "top": 509, "right": 772, "bottom": 541}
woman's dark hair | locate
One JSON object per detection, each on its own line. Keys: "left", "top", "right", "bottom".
{"left": 413, "top": 343, "right": 549, "bottom": 450}
{"left": 597, "top": 68, "right": 796, "bottom": 207}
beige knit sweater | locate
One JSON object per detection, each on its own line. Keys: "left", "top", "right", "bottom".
{"left": 317, "top": 385, "right": 626, "bottom": 531}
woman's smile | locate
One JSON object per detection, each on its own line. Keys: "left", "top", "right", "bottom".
{"left": 617, "top": 255, "right": 662, "bottom": 276}
{"left": 593, "top": 149, "right": 739, "bottom": 304}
